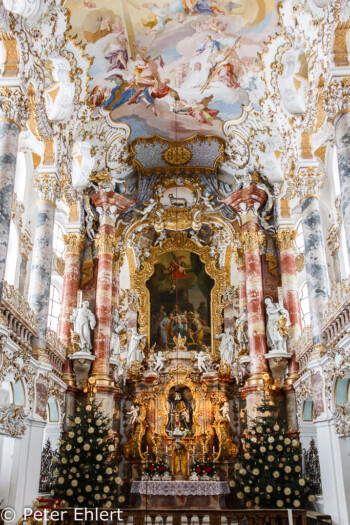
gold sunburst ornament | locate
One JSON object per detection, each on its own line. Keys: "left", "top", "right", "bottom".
{"left": 163, "top": 146, "right": 192, "bottom": 165}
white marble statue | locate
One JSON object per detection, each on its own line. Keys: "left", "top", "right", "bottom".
{"left": 152, "top": 351, "right": 166, "bottom": 372}
{"left": 194, "top": 350, "right": 210, "bottom": 373}
{"left": 127, "top": 328, "right": 146, "bottom": 366}
{"left": 219, "top": 401, "right": 230, "bottom": 422}
{"left": 70, "top": 301, "right": 96, "bottom": 352}
{"left": 85, "top": 214, "right": 95, "bottom": 241}
{"left": 201, "top": 190, "right": 215, "bottom": 211}
{"left": 116, "top": 359, "right": 128, "bottom": 386}
{"left": 154, "top": 230, "right": 167, "bottom": 247}
{"left": 110, "top": 309, "right": 126, "bottom": 358}
{"left": 127, "top": 404, "right": 139, "bottom": 425}
{"left": 265, "top": 298, "right": 291, "bottom": 353}
{"left": 215, "top": 328, "right": 235, "bottom": 365}
{"left": 235, "top": 308, "right": 249, "bottom": 353}
{"left": 137, "top": 198, "right": 157, "bottom": 220}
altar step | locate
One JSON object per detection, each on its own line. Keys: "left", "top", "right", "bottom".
{"left": 58, "top": 508, "right": 310, "bottom": 525}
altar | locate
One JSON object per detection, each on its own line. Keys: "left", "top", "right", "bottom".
{"left": 131, "top": 481, "right": 230, "bottom": 509}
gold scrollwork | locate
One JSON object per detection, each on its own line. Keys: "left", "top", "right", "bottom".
{"left": 163, "top": 146, "right": 192, "bottom": 165}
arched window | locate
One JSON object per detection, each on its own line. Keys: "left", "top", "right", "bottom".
{"left": 300, "top": 281, "right": 311, "bottom": 327}
{"left": 53, "top": 223, "right": 65, "bottom": 257}
{"left": 47, "top": 284, "right": 61, "bottom": 331}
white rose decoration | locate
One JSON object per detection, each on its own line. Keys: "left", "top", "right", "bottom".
{"left": 66, "top": 445, "right": 72, "bottom": 451}
{"left": 252, "top": 468, "right": 260, "bottom": 476}
{"left": 266, "top": 485, "right": 273, "bottom": 493}
{"left": 108, "top": 445, "right": 115, "bottom": 451}
{"left": 62, "top": 458, "right": 67, "bottom": 464}
{"left": 74, "top": 455, "right": 80, "bottom": 462}
{"left": 83, "top": 444, "right": 90, "bottom": 451}
{"left": 88, "top": 427, "right": 94, "bottom": 434}
{"left": 66, "top": 489, "right": 73, "bottom": 496}
{"left": 118, "top": 495, "right": 125, "bottom": 503}
{"left": 293, "top": 499, "right": 301, "bottom": 507}
{"left": 284, "top": 488, "right": 292, "bottom": 495}
{"left": 71, "top": 480, "right": 78, "bottom": 487}
{"left": 86, "top": 485, "right": 92, "bottom": 492}
{"left": 94, "top": 494, "right": 101, "bottom": 501}
{"left": 75, "top": 417, "right": 81, "bottom": 424}
{"left": 78, "top": 496, "right": 84, "bottom": 503}
{"left": 116, "top": 477, "right": 123, "bottom": 485}
{"left": 77, "top": 437, "right": 83, "bottom": 443}
{"left": 106, "top": 467, "right": 113, "bottom": 475}
{"left": 58, "top": 477, "right": 65, "bottom": 484}
{"left": 298, "top": 478, "right": 306, "bottom": 486}
{"left": 276, "top": 500, "right": 284, "bottom": 508}
{"left": 104, "top": 486, "right": 110, "bottom": 493}
{"left": 268, "top": 455, "right": 274, "bottom": 462}
{"left": 68, "top": 432, "right": 75, "bottom": 438}
{"left": 96, "top": 454, "right": 103, "bottom": 461}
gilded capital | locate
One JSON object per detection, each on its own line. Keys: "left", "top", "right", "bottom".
{"left": 275, "top": 228, "right": 296, "bottom": 252}
{"left": 239, "top": 230, "right": 265, "bottom": 252}
{"left": 0, "top": 87, "right": 30, "bottom": 126}
{"left": 94, "top": 233, "right": 117, "bottom": 255}
{"left": 294, "top": 167, "right": 324, "bottom": 200}
{"left": 63, "top": 233, "right": 85, "bottom": 255}
{"left": 33, "top": 173, "right": 61, "bottom": 204}
{"left": 324, "top": 77, "right": 350, "bottom": 121}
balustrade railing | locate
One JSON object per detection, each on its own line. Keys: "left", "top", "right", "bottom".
{"left": 0, "top": 281, "right": 38, "bottom": 348}
{"left": 46, "top": 329, "right": 66, "bottom": 378}
{"left": 55, "top": 508, "right": 307, "bottom": 525}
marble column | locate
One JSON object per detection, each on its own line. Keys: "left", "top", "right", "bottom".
{"left": 327, "top": 225, "right": 342, "bottom": 284}
{"left": 297, "top": 169, "right": 330, "bottom": 352}
{"left": 334, "top": 110, "right": 350, "bottom": 264}
{"left": 276, "top": 228, "right": 302, "bottom": 431}
{"left": 92, "top": 231, "right": 117, "bottom": 381}
{"left": 111, "top": 256, "right": 120, "bottom": 311}
{"left": 58, "top": 233, "right": 85, "bottom": 384}
{"left": 18, "top": 231, "right": 32, "bottom": 293}
{"left": 240, "top": 229, "right": 268, "bottom": 376}
{"left": 233, "top": 246, "right": 247, "bottom": 312}
{"left": 0, "top": 88, "right": 28, "bottom": 301}
{"left": 28, "top": 173, "right": 60, "bottom": 357}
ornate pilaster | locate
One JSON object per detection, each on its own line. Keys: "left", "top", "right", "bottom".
{"left": 296, "top": 168, "right": 330, "bottom": 349}
{"left": 28, "top": 172, "right": 60, "bottom": 354}
{"left": 94, "top": 233, "right": 118, "bottom": 255}
{"left": 0, "top": 87, "right": 29, "bottom": 301}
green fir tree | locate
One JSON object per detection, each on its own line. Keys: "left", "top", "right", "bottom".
{"left": 52, "top": 399, "right": 123, "bottom": 507}
{"left": 233, "top": 398, "right": 315, "bottom": 509}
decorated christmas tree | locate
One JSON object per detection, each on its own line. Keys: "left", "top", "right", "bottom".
{"left": 233, "top": 398, "right": 315, "bottom": 509}
{"left": 52, "top": 398, "right": 123, "bottom": 507}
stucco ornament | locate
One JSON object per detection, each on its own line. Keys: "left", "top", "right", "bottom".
{"left": 2, "top": 0, "right": 42, "bottom": 21}
{"left": 0, "top": 404, "right": 26, "bottom": 438}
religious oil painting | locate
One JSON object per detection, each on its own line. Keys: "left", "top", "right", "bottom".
{"left": 147, "top": 251, "right": 214, "bottom": 350}
{"left": 65, "top": 0, "right": 278, "bottom": 140}
{"left": 166, "top": 386, "right": 195, "bottom": 436}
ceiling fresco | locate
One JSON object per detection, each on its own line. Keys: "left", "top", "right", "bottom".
{"left": 65, "top": 0, "right": 279, "bottom": 141}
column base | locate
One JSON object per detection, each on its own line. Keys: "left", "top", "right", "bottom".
{"left": 285, "top": 371, "right": 299, "bottom": 385}
{"left": 244, "top": 372, "right": 271, "bottom": 388}
{"left": 93, "top": 372, "right": 115, "bottom": 388}
{"left": 62, "top": 372, "right": 75, "bottom": 387}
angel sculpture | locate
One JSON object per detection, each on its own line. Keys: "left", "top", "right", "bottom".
{"left": 154, "top": 230, "right": 167, "bottom": 247}
{"left": 136, "top": 198, "right": 157, "bottom": 221}
{"left": 85, "top": 214, "right": 96, "bottom": 241}
{"left": 194, "top": 350, "right": 210, "bottom": 373}
{"left": 201, "top": 190, "right": 215, "bottom": 211}
{"left": 127, "top": 404, "right": 140, "bottom": 425}
{"left": 110, "top": 309, "right": 126, "bottom": 358}
{"left": 219, "top": 401, "right": 230, "bottom": 422}
{"left": 152, "top": 351, "right": 166, "bottom": 372}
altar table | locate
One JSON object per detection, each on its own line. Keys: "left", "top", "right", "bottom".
{"left": 131, "top": 481, "right": 230, "bottom": 509}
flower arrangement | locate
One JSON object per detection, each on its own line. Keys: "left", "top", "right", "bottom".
{"left": 190, "top": 459, "right": 216, "bottom": 477}
{"left": 145, "top": 458, "right": 169, "bottom": 478}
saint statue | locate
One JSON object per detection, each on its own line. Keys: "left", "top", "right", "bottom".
{"left": 70, "top": 301, "right": 96, "bottom": 352}
{"left": 235, "top": 308, "right": 249, "bottom": 355}
{"left": 127, "top": 328, "right": 146, "bottom": 367}
{"left": 215, "top": 328, "right": 235, "bottom": 365}
{"left": 265, "top": 298, "right": 291, "bottom": 353}
{"left": 110, "top": 309, "right": 126, "bottom": 358}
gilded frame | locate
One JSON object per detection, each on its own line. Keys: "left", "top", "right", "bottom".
{"left": 130, "top": 231, "right": 229, "bottom": 353}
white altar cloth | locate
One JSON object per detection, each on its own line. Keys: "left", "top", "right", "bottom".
{"left": 131, "top": 481, "right": 230, "bottom": 496}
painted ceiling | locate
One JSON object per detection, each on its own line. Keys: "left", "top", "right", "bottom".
{"left": 65, "top": 0, "right": 279, "bottom": 141}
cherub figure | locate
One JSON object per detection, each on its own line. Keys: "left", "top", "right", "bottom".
{"left": 153, "top": 351, "right": 166, "bottom": 372}
{"left": 202, "top": 190, "right": 215, "bottom": 211}
{"left": 127, "top": 404, "right": 140, "bottom": 425}
{"left": 195, "top": 350, "right": 210, "bottom": 373}
{"left": 154, "top": 229, "right": 167, "bottom": 247}
{"left": 219, "top": 401, "right": 230, "bottom": 422}
{"left": 136, "top": 198, "right": 157, "bottom": 221}
{"left": 85, "top": 214, "right": 96, "bottom": 241}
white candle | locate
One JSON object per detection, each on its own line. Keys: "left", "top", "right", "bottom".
{"left": 213, "top": 446, "right": 216, "bottom": 456}
{"left": 165, "top": 445, "right": 168, "bottom": 455}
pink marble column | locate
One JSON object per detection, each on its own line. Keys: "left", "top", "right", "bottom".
{"left": 240, "top": 228, "right": 268, "bottom": 376}
{"left": 58, "top": 233, "right": 85, "bottom": 384}
{"left": 276, "top": 228, "right": 302, "bottom": 377}
{"left": 112, "top": 257, "right": 120, "bottom": 311}
{"left": 91, "top": 190, "right": 133, "bottom": 382}
{"left": 234, "top": 247, "right": 247, "bottom": 312}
